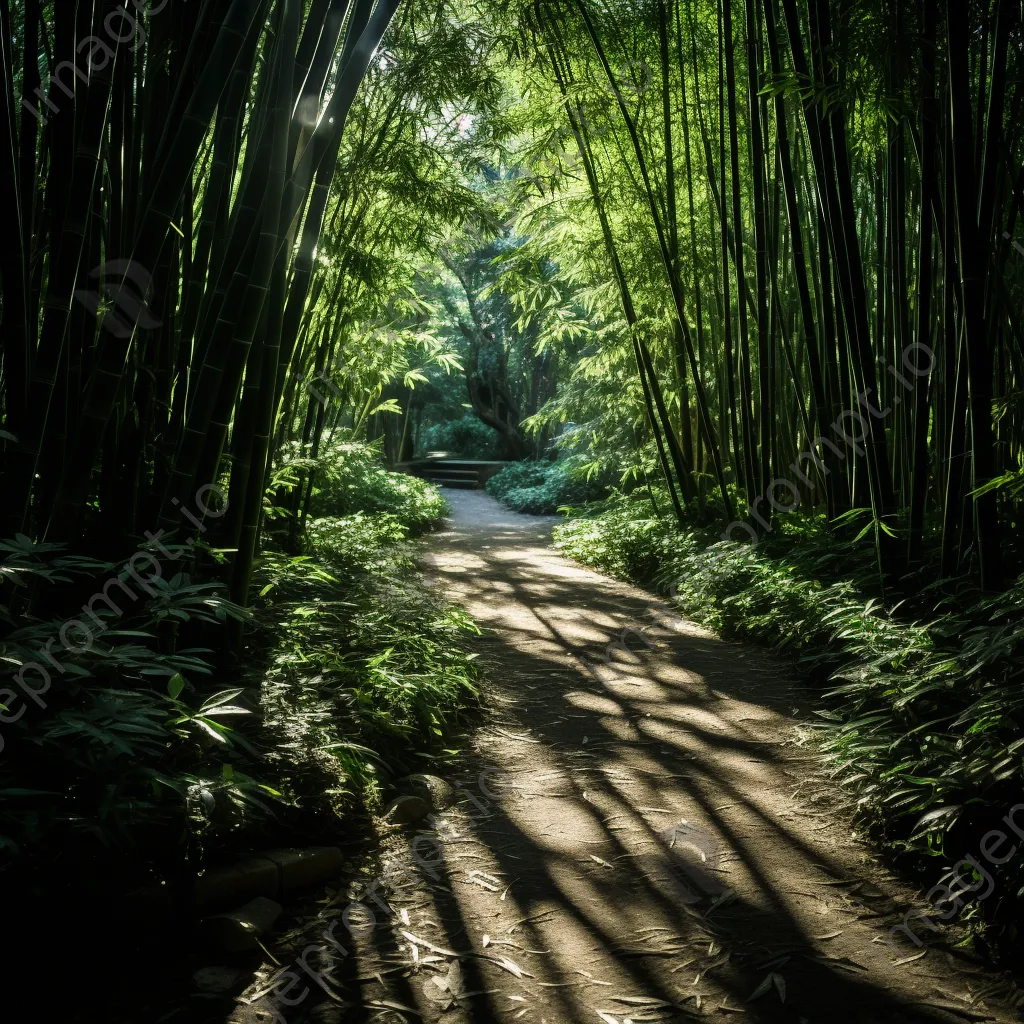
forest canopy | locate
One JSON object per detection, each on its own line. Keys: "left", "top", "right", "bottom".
{"left": 3, "top": 0, "right": 1023, "bottom": 582}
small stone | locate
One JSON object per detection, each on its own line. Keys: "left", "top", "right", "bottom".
{"left": 399, "top": 773, "right": 456, "bottom": 811}
{"left": 197, "top": 895, "right": 283, "bottom": 952}
{"left": 386, "top": 794, "right": 432, "bottom": 824}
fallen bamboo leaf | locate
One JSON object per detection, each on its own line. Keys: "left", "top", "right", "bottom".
{"left": 747, "top": 974, "right": 774, "bottom": 1001}
{"left": 489, "top": 939, "right": 549, "bottom": 953}
{"left": 366, "top": 999, "right": 422, "bottom": 1016}
{"left": 806, "top": 952, "right": 866, "bottom": 972}
{"left": 466, "top": 871, "right": 502, "bottom": 892}
{"left": 612, "top": 996, "right": 674, "bottom": 1007}
{"left": 508, "top": 910, "right": 557, "bottom": 933}
{"left": 892, "top": 950, "right": 928, "bottom": 966}
{"left": 773, "top": 973, "right": 786, "bottom": 1002}
{"left": 399, "top": 930, "right": 463, "bottom": 958}
{"left": 492, "top": 956, "right": 529, "bottom": 978}
{"left": 575, "top": 970, "right": 614, "bottom": 986}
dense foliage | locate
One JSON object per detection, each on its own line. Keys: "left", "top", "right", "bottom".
{"left": 4, "top": 0, "right": 1024, "bottom": 958}
{"left": 486, "top": 458, "right": 608, "bottom": 514}
{"left": 252, "top": 500, "right": 479, "bottom": 839}
{"left": 0, "top": 442, "right": 473, "bottom": 887}
{"left": 482, "top": 0, "right": 1024, "bottom": 596}
{"left": 418, "top": 415, "right": 504, "bottom": 460}
{"left": 282, "top": 437, "right": 450, "bottom": 530}
{"left": 0, "top": 1, "right": 491, "bottom": 888}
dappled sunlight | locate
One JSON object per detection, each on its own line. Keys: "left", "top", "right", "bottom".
{"left": 231, "top": 490, "right": 1020, "bottom": 1024}
{"left": 10, "top": 0, "right": 1023, "bottom": 1019}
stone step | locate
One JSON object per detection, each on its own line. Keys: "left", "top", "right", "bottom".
{"left": 422, "top": 469, "right": 479, "bottom": 481}
{"left": 395, "top": 458, "right": 508, "bottom": 490}
{"left": 427, "top": 476, "right": 480, "bottom": 489}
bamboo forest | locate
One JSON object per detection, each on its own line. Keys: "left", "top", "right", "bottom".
{"left": 5, "top": 0, "right": 1024, "bottom": 1020}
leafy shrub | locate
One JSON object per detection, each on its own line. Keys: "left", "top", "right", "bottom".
{"left": 419, "top": 416, "right": 503, "bottom": 459}
{"left": 486, "top": 459, "right": 607, "bottom": 514}
{"left": 555, "top": 496, "right": 1024, "bottom": 943}
{"left": 306, "top": 512, "right": 409, "bottom": 579}
{"left": 252, "top": 513, "right": 480, "bottom": 814}
{"left": 549, "top": 492, "right": 691, "bottom": 580}
{"left": 276, "top": 438, "right": 449, "bottom": 532}
{"left": 486, "top": 461, "right": 549, "bottom": 497}
{"left": 0, "top": 480, "right": 471, "bottom": 886}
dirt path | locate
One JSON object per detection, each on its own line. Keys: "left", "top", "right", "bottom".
{"left": 237, "top": 492, "right": 1020, "bottom": 1024}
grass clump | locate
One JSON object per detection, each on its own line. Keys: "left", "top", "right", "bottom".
{"left": 555, "top": 493, "right": 1024, "bottom": 948}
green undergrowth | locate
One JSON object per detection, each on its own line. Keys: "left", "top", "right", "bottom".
{"left": 280, "top": 436, "right": 451, "bottom": 531}
{"left": 0, "top": 447, "right": 476, "bottom": 895}
{"left": 250, "top": 442, "right": 478, "bottom": 836}
{"left": 486, "top": 457, "right": 608, "bottom": 514}
{"left": 555, "top": 492, "right": 1024, "bottom": 950}
{"left": 249, "top": 509, "right": 480, "bottom": 833}
{"left": 0, "top": 540, "right": 254, "bottom": 884}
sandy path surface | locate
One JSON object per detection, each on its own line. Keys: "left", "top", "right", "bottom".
{"left": 235, "top": 491, "right": 1019, "bottom": 1024}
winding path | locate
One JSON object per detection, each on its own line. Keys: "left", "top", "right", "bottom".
{"left": 241, "top": 491, "right": 1019, "bottom": 1024}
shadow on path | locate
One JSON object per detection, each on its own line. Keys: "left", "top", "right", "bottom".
{"left": 233, "top": 491, "right": 1020, "bottom": 1024}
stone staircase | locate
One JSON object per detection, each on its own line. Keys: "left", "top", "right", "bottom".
{"left": 395, "top": 454, "right": 506, "bottom": 490}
